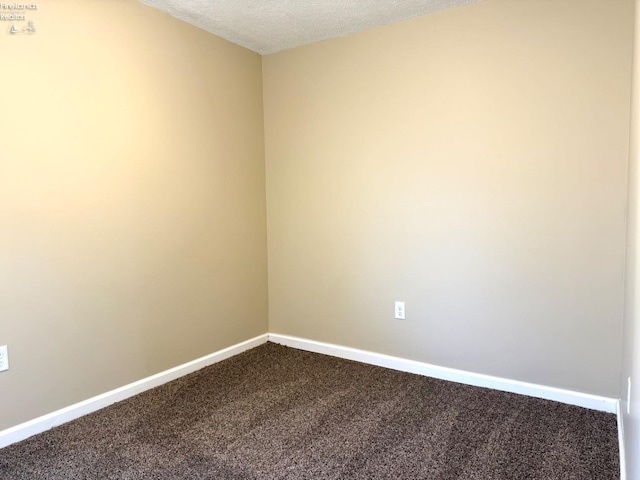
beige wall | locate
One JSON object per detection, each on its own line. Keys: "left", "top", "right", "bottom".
{"left": 0, "top": 0, "right": 267, "bottom": 430}
{"left": 621, "top": 1, "right": 639, "bottom": 477}
{"left": 264, "top": 0, "right": 634, "bottom": 396}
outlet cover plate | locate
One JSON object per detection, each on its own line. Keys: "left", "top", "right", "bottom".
{"left": 0, "top": 345, "right": 8, "bottom": 372}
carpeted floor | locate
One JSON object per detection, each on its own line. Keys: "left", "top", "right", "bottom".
{"left": 0, "top": 342, "right": 619, "bottom": 479}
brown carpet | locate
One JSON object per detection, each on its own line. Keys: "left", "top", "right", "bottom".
{"left": 0, "top": 342, "right": 619, "bottom": 479}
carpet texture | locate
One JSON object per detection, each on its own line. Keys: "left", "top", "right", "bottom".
{"left": 0, "top": 343, "right": 619, "bottom": 479}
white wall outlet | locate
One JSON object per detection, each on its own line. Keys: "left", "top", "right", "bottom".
{"left": 394, "top": 301, "right": 405, "bottom": 320}
{"left": 628, "top": 377, "right": 632, "bottom": 415}
{"left": 0, "top": 345, "right": 8, "bottom": 372}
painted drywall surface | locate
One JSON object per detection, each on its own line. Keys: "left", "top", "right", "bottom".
{"left": 621, "top": 1, "right": 640, "bottom": 476}
{"left": 0, "top": 0, "right": 267, "bottom": 430}
{"left": 264, "top": 0, "right": 634, "bottom": 397}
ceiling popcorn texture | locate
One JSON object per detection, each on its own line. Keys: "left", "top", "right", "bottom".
{"left": 139, "top": 0, "right": 483, "bottom": 55}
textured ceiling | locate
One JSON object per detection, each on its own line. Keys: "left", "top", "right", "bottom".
{"left": 139, "top": 0, "right": 483, "bottom": 55}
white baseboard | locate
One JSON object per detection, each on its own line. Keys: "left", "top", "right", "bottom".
{"left": 0, "top": 334, "right": 268, "bottom": 449}
{"left": 268, "top": 333, "right": 618, "bottom": 414}
{"left": 1, "top": 332, "right": 619, "bottom": 454}
{"left": 618, "top": 401, "right": 627, "bottom": 480}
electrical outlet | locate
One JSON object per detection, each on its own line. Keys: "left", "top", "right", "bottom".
{"left": 394, "top": 301, "right": 405, "bottom": 320}
{"left": 0, "top": 345, "right": 8, "bottom": 372}
{"left": 628, "top": 377, "right": 632, "bottom": 415}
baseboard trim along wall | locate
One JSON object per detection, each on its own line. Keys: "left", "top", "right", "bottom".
{"left": 1, "top": 332, "right": 620, "bottom": 452}
{"left": 267, "top": 333, "right": 619, "bottom": 414}
{"left": 0, "top": 334, "right": 269, "bottom": 449}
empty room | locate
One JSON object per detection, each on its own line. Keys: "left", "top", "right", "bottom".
{"left": 1, "top": 0, "right": 639, "bottom": 478}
